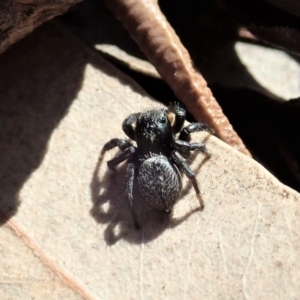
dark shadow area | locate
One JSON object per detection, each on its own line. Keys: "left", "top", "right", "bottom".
{"left": 223, "top": 0, "right": 300, "bottom": 55}
{"left": 212, "top": 85, "right": 300, "bottom": 191}
{"left": 0, "top": 23, "right": 86, "bottom": 224}
{"left": 90, "top": 148, "right": 210, "bottom": 245}
{"left": 57, "top": 0, "right": 146, "bottom": 61}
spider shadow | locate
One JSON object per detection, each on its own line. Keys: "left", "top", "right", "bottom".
{"left": 90, "top": 150, "right": 209, "bottom": 245}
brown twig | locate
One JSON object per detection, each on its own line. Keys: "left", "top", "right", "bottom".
{"left": 103, "top": 0, "right": 251, "bottom": 156}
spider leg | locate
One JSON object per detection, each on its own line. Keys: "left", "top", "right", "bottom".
{"left": 173, "top": 140, "right": 206, "bottom": 158}
{"left": 126, "top": 161, "right": 140, "bottom": 229}
{"left": 171, "top": 150, "right": 204, "bottom": 210}
{"left": 99, "top": 138, "right": 133, "bottom": 162}
{"left": 179, "top": 122, "right": 214, "bottom": 142}
{"left": 107, "top": 146, "right": 136, "bottom": 170}
{"left": 167, "top": 103, "right": 186, "bottom": 134}
{"left": 100, "top": 138, "right": 139, "bottom": 228}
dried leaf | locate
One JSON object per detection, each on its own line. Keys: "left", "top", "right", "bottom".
{"left": 1, "top": 22, "right": 300, "bottom": 299}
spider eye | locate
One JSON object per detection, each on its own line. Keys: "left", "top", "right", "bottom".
{"left": 159, "top": 117, "right": 167, "bottom": 124}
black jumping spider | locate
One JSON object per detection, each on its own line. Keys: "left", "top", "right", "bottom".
{"left": 100, "top": 104, "right": 214, "bottom": 228}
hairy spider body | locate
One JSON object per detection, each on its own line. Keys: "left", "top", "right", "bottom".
{"left": 100, "top": 104, "right": 213, "bottom": 228}
{"left": 138, "top": 155, "right": 182, "bottom": 212}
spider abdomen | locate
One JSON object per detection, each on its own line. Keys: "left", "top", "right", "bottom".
{"left": 138, "top": 155, "right": 182, "bottom": 212}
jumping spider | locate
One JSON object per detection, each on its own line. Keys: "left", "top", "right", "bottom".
{"left": 100, "top": 104, "right": 214, "bottom": 228}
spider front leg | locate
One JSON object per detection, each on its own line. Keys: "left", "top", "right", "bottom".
{"left": 179, "top": 122, "right": 214, "bottom": 142}
{"left": 122, "top": 113, "right": 138, "bottom": 141}
{"left": 167, "top": 103, "right": 186, "bottom": 134}
{"left": 171, "top": 150, "right": 204, "bottom": 210}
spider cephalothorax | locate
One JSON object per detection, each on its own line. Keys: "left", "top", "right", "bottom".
{"left": 100, "top": 104, "right": 214, "bottom": 228}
